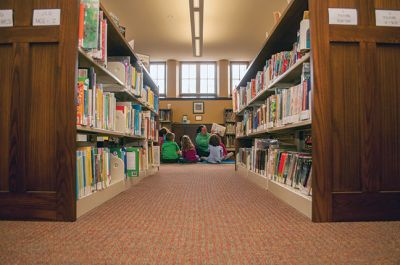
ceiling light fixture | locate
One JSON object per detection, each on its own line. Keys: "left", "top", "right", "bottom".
{"left": 189, "top": 0, "right": 204, "bottom": 57}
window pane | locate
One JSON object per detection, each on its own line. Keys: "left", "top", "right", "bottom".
{"left": 208, "top": 65, "right": 214, "bottom": 79}
{"left": 182, "top": 64, "right": 189, "bottom": 79}
{"left": 157, "top": 65, "right": 164, "bottom": 78}
{"left": 208, "top": 80, "right": 214, "bottom": 93}
{"left": 200, "top": 65, "right": 207, "bottom": 79}
{"left": 189, "top": 79, "right": 196, "bottom": 93}
{"left": 232, "top": 65, "right": 239, "bottom": 79}
{"left": 158, "top": 80, "right": 165, "bottom": 94}
{"left": 182, "top": 79, "right": 189, "bottom": 93}
{"left": 189, "top": 64, "right": 196, "bottom": 78}
{"left": 200, "top": 79, "right": 207, "bottom": 93}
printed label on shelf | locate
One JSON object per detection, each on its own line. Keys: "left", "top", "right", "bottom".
{"left": 32, "top": 9, "right": 60, "bottom": 26}
{"left": 328, "top": 8, "right": 358, "bottom": 25}
{"left": 0, "top": 10, "right": 13, "bottom": 27}
{"left": 376, "top": 10, "right": 400, "bottom": 27}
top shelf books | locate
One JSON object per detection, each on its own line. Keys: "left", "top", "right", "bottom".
{"left": 78, "top": 0, "right": 159, "bottom": 104}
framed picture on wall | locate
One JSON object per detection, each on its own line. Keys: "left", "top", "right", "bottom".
{"left": 193, "top": 102, "right": 204, "bottom": 114}
{"left": 195, "top": 115, "right": 202, "bottom": 121}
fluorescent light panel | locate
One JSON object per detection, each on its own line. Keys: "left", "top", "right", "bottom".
{"left": 194, "top": 11, "right": 200, "bottom": 38}
{"left": 190, "top": 0, "right": 203, "bottom": 57}
{"left": 195, "top": 38, "right": 200, "bottom": 57}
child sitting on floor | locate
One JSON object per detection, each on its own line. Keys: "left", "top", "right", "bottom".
{"left": 180, "top": 135, "right": 200, "bottom": 163}
{"left": 202, "top": 134, "right": 224, "bottom": 164}
{"left": 158, "top": 127, "right": 170, "bottom": 147}
{"left": 161, "top": 132, "right": 181, "bottom": 163}
{"left": 216, "top": 134, "right": 234, "bottom": 160}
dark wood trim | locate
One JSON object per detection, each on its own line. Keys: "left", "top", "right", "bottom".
{"left": 0, "top": 27, "right": 60, "bottom": 44}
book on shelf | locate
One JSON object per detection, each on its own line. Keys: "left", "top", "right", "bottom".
{"left": 267, "top": 148, "right": 312, "bottom": 196}
{"left": 232, "top": 10, "right": 310, "bottom": 113}
{"left": 159, "top": 110, "right": 172, "bottom": 122}
{"left": 225, "top": 123, "right": 236, "bottom": 134}
{"left": 235, "top": 63, "right": 311, "bottom": 136}
{"left": 79, "top": 0, "right": 107, "bottom": 66}
{"left": 224, "top": 109, "right": 235, "bottom": 122}
{"left": 225, "top": 135, "right": 235, "bottom": 149}
{"left": 77, "top": 67, "right": 117, "bottom": 130}
{"left": 76, "top": 146, "right": 111, "bottom": 199}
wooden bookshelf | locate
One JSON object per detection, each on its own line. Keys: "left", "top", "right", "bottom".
{"left": 76, "top": 125, "right": 146, "bottom": 139}
{"left": 233, "top": 0, "right": 400, "bottom": 222}
{"left": 0, "top": 1, "right": 159, "bottom": 221}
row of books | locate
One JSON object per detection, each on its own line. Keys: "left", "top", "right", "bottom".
{"left": 224, "top": 109, "right": 235, "bottom": 122}
{"left": 225, "top": 135, "right": 235, "bottom": 149}
{"left": 235, "top": 64, "right": 311, "bottom": 136}
{"left": 232, "top": 11, "right": 310, "bottom": 112}
{"left": 236, "top": 139, "right": 312, "bottom": 196}
{"left": 77, "top": 68, "right": 116, "bottom": 130}
{"left": 79, "top": 0, "right": 107, "bottom": 66}
{"left": 267, "top": 149, "right": 312, "bottom": 196}
{"left": 107, "top": 56, "right": 159, "bottom": 112}
{"left": 78, "top": 1, "right": 159, "bottom": 108}
{"left": 225, "top": 124, "right": 235, "bottom": 134}
{"left": 76, "top": 145, "right": 158, "bottom": 199}
{"left": 159, "top": 110, "right": 172, "bottom": 122}
{"left": 76, "top": 147, "right": 111, "bottom": 199}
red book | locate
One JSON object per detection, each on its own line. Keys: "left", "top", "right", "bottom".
{"left": 78, "top": 3, "right": 85, "bottom": 47}
{"left": 251, "top": 79, "right": 256, "bottom": 98}
{"left": 278, "top": 153, "right": 288, "bottom": 177}
{"left": 302, "top": 80, "right": 307, "bottom": 111}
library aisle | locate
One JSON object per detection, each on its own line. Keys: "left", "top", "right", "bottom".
{"left": 1, "top": 164, "right": 399, "bottom": 264}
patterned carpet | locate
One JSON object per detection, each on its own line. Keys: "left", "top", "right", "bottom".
{"left": 1, "top": 164, "right": 400, "bottom": 264}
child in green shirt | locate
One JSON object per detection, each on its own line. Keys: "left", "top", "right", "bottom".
{"left": 161, "top": 132, "right": 181, "bottom": 163}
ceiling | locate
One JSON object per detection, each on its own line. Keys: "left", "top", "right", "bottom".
{"left": 102, "top": 0, "right": 289, "bottom": 61}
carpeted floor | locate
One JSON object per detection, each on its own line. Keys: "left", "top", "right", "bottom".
{"left": 1, "top": 164, "right": 400, "bottom": 264}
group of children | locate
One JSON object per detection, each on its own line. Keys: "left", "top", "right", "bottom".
{"left": 159, "top": 125, "right": 233, "bottom": 164}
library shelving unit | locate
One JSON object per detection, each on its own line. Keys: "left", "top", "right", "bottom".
{"left": 0, "top": 1, "right": 159, "bottom": 221}
{"left": 234, "top": 0, "right": 400, "bottom": 222}
{"left": 159, "top": 109, "right": 173, "bottom": 130}
{"left": 223, "top": 109, "right": 236, "bottom": 152}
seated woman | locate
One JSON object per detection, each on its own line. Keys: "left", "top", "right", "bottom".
{"left": 195, "top": 125, "right": 210, "bottom": 157}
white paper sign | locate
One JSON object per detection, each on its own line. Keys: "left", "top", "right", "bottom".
{"left": 328, "top": 8, "right": 358, "bottom": 25}
{"left": 376, "top": 10, "right": 400, "bottom": 27}
{"left": 32, "top": 9, "right": 60, "bottom": 26}
{"left": 0, "top": 10, "right": 13, "bottom": 27}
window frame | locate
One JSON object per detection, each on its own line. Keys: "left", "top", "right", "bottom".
{"left": 149, "top": 62, "right": 167, "bottom": 97}
{"left": 230, "top": 61, "right": 249, "bottom": 96}
{"left": 179, "top": 61, "right": 217, "bottom": 98}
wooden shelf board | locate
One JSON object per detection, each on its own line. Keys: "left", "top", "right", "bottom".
{"left": 77, "top": 167, "right": 159, "bottom": 218}
{"left": 267, "top": 53, "right": 311, "bottom": 90}
{"left": 235, "top": 55, "right": 310, "bottom": 117}
{"left": 100, "top": 3, "right": 158, "bottom": 94}
{"left": 76, "top": 179, "right": 126, "bottom": 218}
{"left": 78, "top": 48, "right": 124, "bottom": 87}
{"left": 236, "top": 164, "right": 268, "bottom": 190}
{"left": 160, "top": 120, "right": 172, "bottom": 123}
{"left": 235, "top": 165, "right": 311, "bottom": 219}
{"left": 76, "top": 126, "right": 145, "bottom": 139}
{"left": 236, "top": 120, "right": 311, "bottom": 139}
{"left": 268, "top": 179, "right": 312, "bottom": 219}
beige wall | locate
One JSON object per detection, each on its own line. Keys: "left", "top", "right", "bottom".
{"left": 162, "top": 59, "right": 234, "bottom": 124}
{"left": 160, "top": 100, "right": 232, "bottom": 124}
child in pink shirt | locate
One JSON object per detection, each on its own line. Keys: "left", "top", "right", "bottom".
{"left": 180, "top": 135, "right": 200, "bottom": 163}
